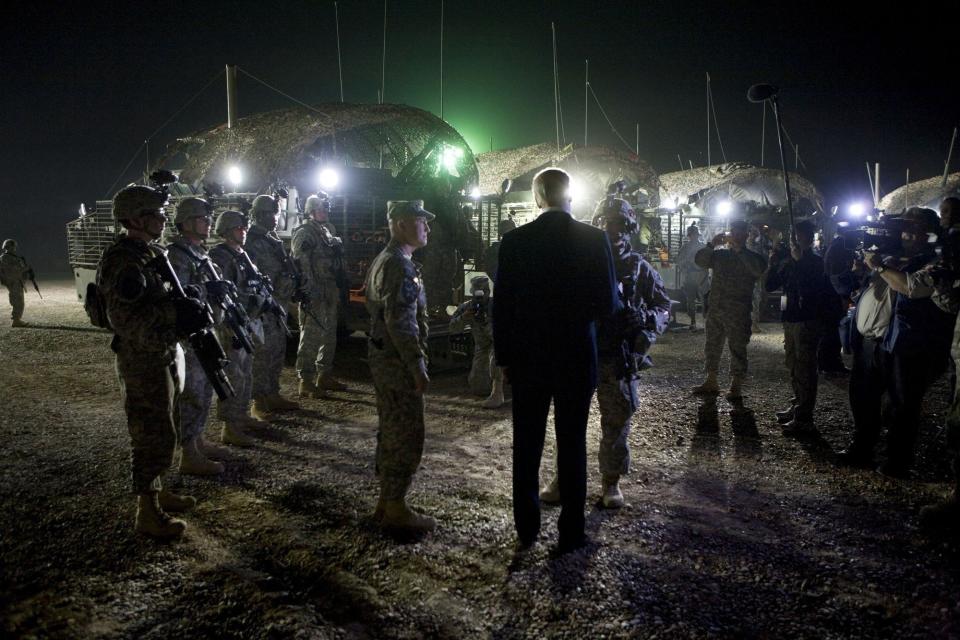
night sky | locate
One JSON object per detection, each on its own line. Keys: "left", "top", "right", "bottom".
{"left": 2, "top": 0, "right": 958, "bottom": 273}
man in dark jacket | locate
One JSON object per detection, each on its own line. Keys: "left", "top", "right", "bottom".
{"left": 493, "top": 168, "right": 619, "bottom": 554}
{"left": 838, "top": 208, "right": 956, "bottom": 477}
{"left": 765, "top": 220, "right": 830, "bottom": 434}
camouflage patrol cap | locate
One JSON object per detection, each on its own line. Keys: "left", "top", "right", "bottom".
{"left": 387, "top": 200, "right": 435, "bottom": 222}
{"left": 592, "top": 197, "right": 638, "bottom": 233}
{"left": 174, "top": 197, "right": 213, "bottom": 224}
{"left": 214, "top": 210, "right": 249, "bottom": 237}
{"left": 2, "top": 239, "right": 16, "bottom": 251}
{"left": 113, "top": 184, "right": 168, "bottom": 221}
{"left": 304, "top": 192, "right": 330, "bottom": 214}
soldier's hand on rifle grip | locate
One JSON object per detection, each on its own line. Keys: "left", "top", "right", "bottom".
{"left": 173, "top": 297, "right": 209, "bottom": 337}
{"left": 204, "top": 280, "right": 234, "bottom": 298}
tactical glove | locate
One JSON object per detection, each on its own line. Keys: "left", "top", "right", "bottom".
{"left": 173, "top": 297, "right": 210, "bottom": 337}
{"left": 183, "top": 284, "right": 204, "bottom": 299}
{"left": 204, "top": 280, "right": 235, "bottom": 299}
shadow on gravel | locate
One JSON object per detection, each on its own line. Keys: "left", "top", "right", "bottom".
{"left": 7, "top": 323, "right": 108, "bottom": 333}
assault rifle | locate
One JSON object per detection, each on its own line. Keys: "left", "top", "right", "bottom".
{"left": 25, "top": 266, "right": 42, "bottom": 299}
{"left": 197, "top": 256, "right": 255, "bottom": 354}
{"left": 148, "top": 253, "right": 235, "bottom": 400}
{"left": 238, "top": 250, "right": 293, "bottom": 337}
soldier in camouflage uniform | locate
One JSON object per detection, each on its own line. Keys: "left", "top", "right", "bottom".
{"left": 210, "top": 211, "right": 267, "bottom": 447}
{"left": 540, "top": 199, "right": 671, "bottom": 508}
{"left": 1, "top": 239, "right": 32, "bottom": 327}
{"left": 366, "top": 200, "right": 437, "bottom": 534}
{"left": 246, "top": 194, "right": 300, "bottom": 417}
{"left": 100, "top": 185, "right": 211, "bottom": 538}
{"left": 292, "top": 193, "right": 347, "bottom": 397}
{"left": 166, "top": 197, "right": 233, "bottom": 475}
{"left": 692, "top": 219, "right": 768, "bottom": 400}
{"left": 448, "top": 275, "right": 503, "bottom": 406}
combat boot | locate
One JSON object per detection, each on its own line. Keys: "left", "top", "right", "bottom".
{"left": 776, "top": 404, "right": 797, "bottom": 424}
{"left": 482, "top": 378, "right": 505, "bottom": 409}
{"left": 601, "top": 475, "right": 624, "bottom": 509}
{"left": 299, "top": 378, "right": 326, "bottom": 399}
{"left": 539, "top": 476, "right": 561, "bottom": 505}
{"left": 242, "top": 412, "right": 270, "bottom": 429}
{"left": 158, "top": 488, "right": 197, "bottom": 513}
{"left": 725, "top": 376, "right": 744, "bottom": 401}
{"left": 135, "top": 492, "right": 187, "bottom": 539}
{"left": 198, "top": 436, "right": 232, "bottom": 461}
{"left": 179, "top": 439, "right": 224, "bottom": 476}
{"left": 221, "top": 422, "right": 255, "bottom": 447}
{"left": 251, "top": 397, "right": 274, "bottom": 421}
{"left": 11, "top": 319, "right": 27, "bottom": 327}
{"left": 380, "top": 500, "right": 437, "bottom": 533}
{"left": 781, "top": 417, "right": 816, "bottom": 436}
{"left": 317, "top": 373, "right": 348, "bottom": 391}
{"left": 268, "top": 393, "right": 300, "bottom": 411}
{"left": 691, "top": 373, "right": 720, "bottom": 396}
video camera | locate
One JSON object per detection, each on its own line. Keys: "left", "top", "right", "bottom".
{"left": 471, "top": 289, "right": 488, "bottom": 323}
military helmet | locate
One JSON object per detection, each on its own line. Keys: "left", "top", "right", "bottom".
{"left": 470, "top": 275, "right": 490, "bottom": 292}
{"left": 112, "top": 184, "right": 168, "bottom": 221}
{"left": 214, "top": 210, "right": 249, "bottom": 237}
{"left": 304, "top": 192, "right": 330, "bottom": 215}
{"left": 2, "top": 239, "right": 16, "bottom": 252}
{"left": 592, "top": 197, "right": 638, "bottom": 234}
{"left": 174, "top": 197, "right": 212, "bottom": 224}
{"left": 250, "top": 194, "right": 279, "bottom": 225}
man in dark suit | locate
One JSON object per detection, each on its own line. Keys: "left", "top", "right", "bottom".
{"left": 493, "top": 168, "right": 619, "bottom": 554}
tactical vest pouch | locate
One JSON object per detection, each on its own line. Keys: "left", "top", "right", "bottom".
{"left": 84, "top": 282, "right": 112, "bottom": 330}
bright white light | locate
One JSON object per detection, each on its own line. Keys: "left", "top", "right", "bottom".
{"left": 716, "top": 200, "right": 733, "bottom": 216}
{"left": 848, "top": 202, "right": 866, "bottom": 217}
{"left": 866, "top": 215, "right": 874, "bottom": 222}
{"left": 227, "top": 166, "right": 242, "bottom": 187}
{"left": 470, "top": 186, "right": 482, "bottom": 199}
{"left": 837, "top": 221, "right": 850, "bottom": 227}
{"left": 567, "top": 177, "right": 583, "bottom": 202}
{"left": 662, "top": 197, "right": 676, "bottom": 210}
{"left": 318, "top": 167, "right": 340, "bottom": 190}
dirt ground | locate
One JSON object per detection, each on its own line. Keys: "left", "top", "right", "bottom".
{"left": 3, "top": 281, "right": 960, "bottom": 639}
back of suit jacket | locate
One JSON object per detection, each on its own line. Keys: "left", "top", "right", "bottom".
{"left": 492, "top": 209, "right": 619, "bottom": 389}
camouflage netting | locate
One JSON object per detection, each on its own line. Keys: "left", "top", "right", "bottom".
{"left": 659, "top": 162, "right": 824, "bottom": 215}
{"left": 878, "top": 172, "right": 960, "bottom": 214}
{"left": 156, "top": 103, "right": 478, "bottom": 193}
{"left": 477, "top": 143, "right": 660, "bottom": 207}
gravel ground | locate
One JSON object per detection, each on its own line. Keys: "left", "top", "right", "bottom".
{"left": 3, "top": 281, "right": 960, "bottom": 639}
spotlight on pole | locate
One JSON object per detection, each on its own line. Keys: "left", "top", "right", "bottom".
{"left": 318, "top": 167, "right": 340, "bottom": 191}
{"left": 227, "top": 166, "right": 242, "bottom": 188}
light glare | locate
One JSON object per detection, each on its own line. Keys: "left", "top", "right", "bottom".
{"left": 717, "top": 200, "right": 733, "bottom": 216}
{"left": 228, "top": 166, "right": 242, "bottom": 187}
{"left": 318, "top": 168, "right": 340, "bottom": 190}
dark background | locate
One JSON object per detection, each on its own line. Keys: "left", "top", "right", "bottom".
{"left": 2, "top": 0, "right": 958, "bottom": 274}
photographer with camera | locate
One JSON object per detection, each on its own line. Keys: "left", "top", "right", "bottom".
{"left": 246, "top": 194, "right": 301, "bottom": 418}
{"left": 764, "top": 220, "right": 831, "bottom": 435}
{"left": 838, "top": 207, "right": 955, "bottom": 477}
{"left": 677, "top": 224, "right": 708, "bottom": 330}
{"left": 691, "top": 220, "right": 768, "bottom": 400}
{"left": 449, "top": 275, "right": 503, "bottom": 407}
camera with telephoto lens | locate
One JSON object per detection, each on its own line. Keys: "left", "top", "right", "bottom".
{"left": 471, "top": 289, "right": 487, "bottom": 323}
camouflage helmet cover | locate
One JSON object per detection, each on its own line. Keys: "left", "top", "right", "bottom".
{"left": 592, "top": 197, "right": 638, "bottom": 234}
{"left": 250, "top": 194, "right": 279, "bottom": 225}
{"left": 174, "top": 197, "right": 213, "bottom": 224}
{"left": 112, "top": 184, "right": 168, "bottom": 221}
{"left": 304, "top": 192, "right": 330, "bottom": 214}
{"left": 2, "top": 239, "right": 16, "bottom": 251}
{"left": 214, "top": 210, "right": 249, "bottom": 237}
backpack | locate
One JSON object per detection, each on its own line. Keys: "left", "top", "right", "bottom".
{"left": 84, "top": 281, "right": 111, "bottom": 330}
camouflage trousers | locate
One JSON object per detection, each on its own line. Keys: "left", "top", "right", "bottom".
{"left": 217, "top": 330, "right": 254, "bottom": 424}
{"left": 253, "top": 313, "right": 287, "bottom": 397}
{"left": 751, "top": 279, "right": 764, "bottom": 325}
{"left": 4, "top": 282, "right": 24, "bottom": 321}
{"left": 468, "top": 343, "right": 503, "bottom": 396}
{"left": 783, "top": 320, "right": 822, "bottom": 420}
{"left": 596, "top": 358, "right": 639, "bottom": 476}
{"left": 179, "top": 346, "right": 213, "bottom": 443}
{"left": 704, "top": 303, "right": 753, "bottom": 378}
{"left": 297, "top": 283, "right": 339, "bottom": 379}
{"left": 116, "top": 351, "right": 181, "bottom": 494}
{"left": 369, "top": 351, "right": 425, "bottom": 501}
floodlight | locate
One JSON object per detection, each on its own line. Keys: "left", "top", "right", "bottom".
{"left": 470, "top": 186, "right": 482, "bottom": 199}
{"left": 716, "top": 200, "right": 733, "bottom": 216}
{"left": 848, "top": 202, "right": 866, "bottom": 217}
{"left": 318, "top": 167, "right": 340, "bottom": 191}
{"left": 567, "top": 177, "right": 583, "bottom": 202}
{"left": 442, "top": 146, "right": 464, "bottom": 173}
{"left": 227, "top": 166, "right": 242, "bottom": 187}
{"left": 662, "top": 197, "right": 676, "bottom": 210}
